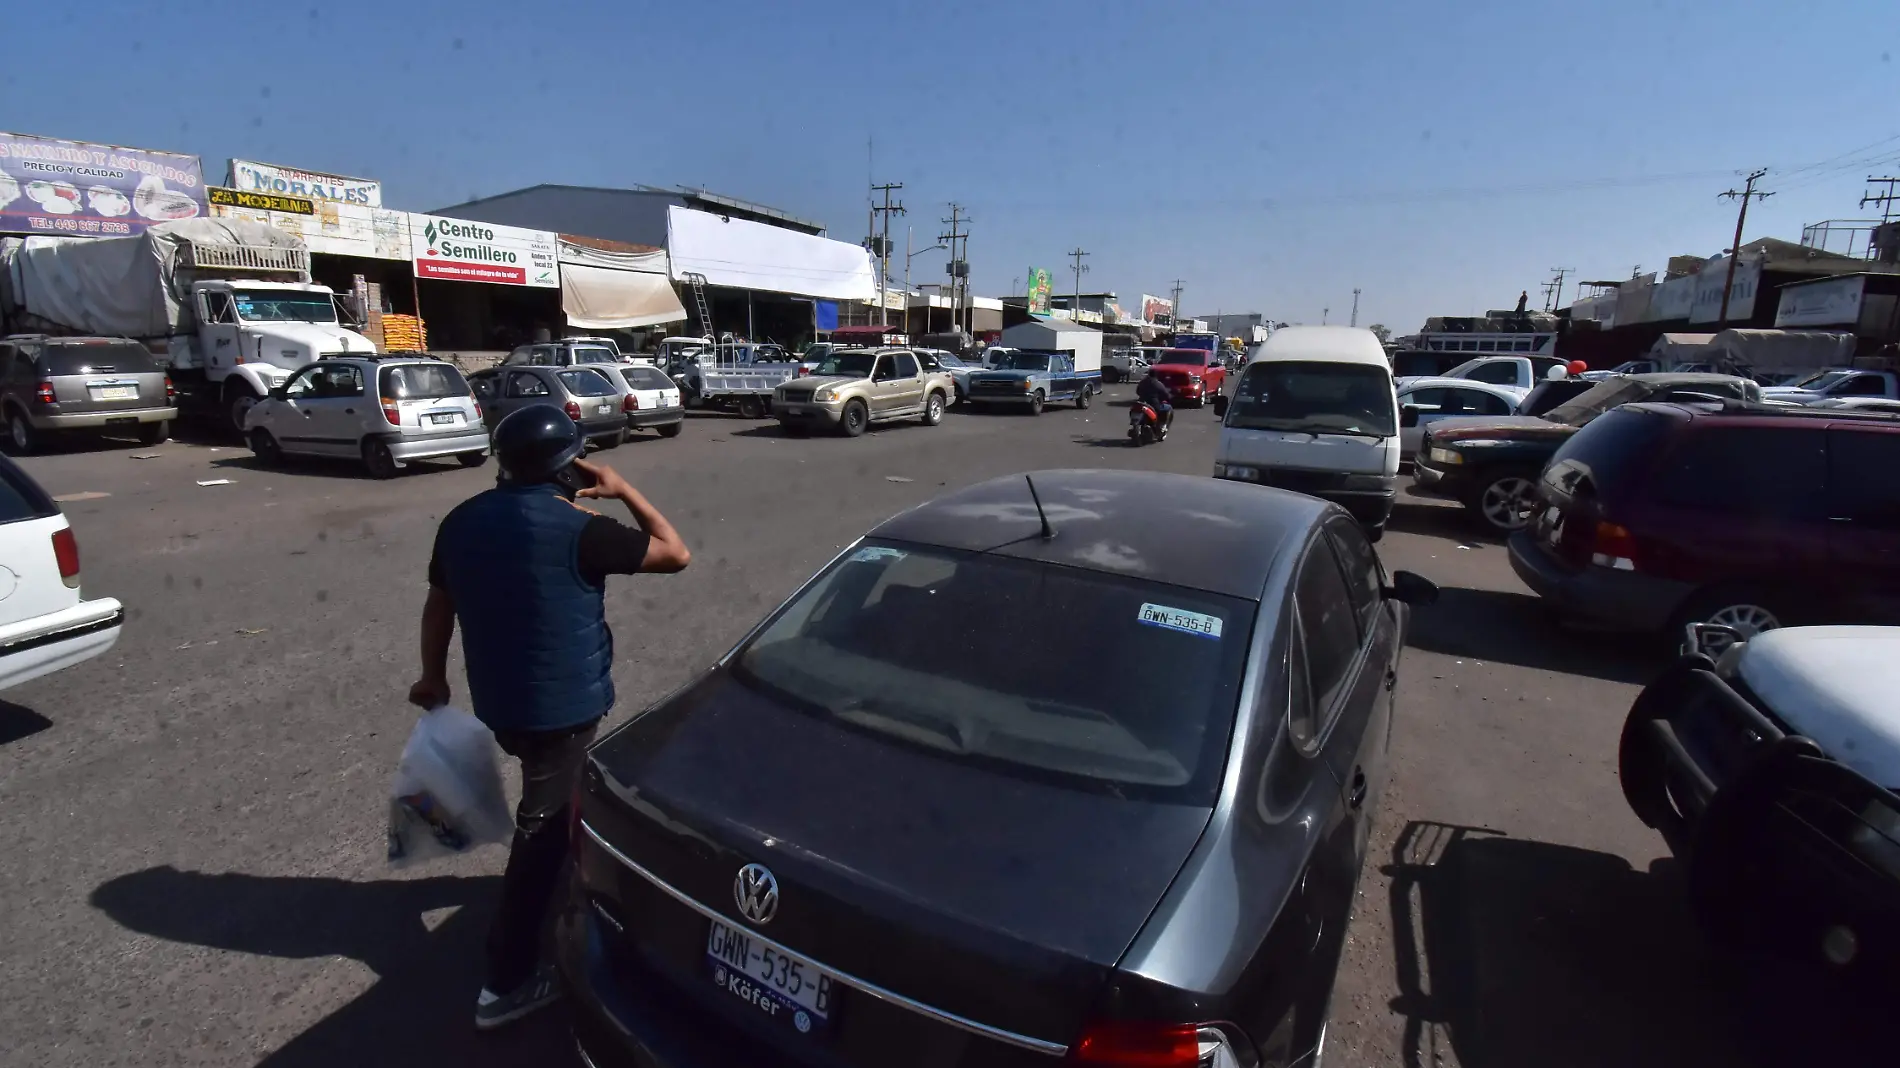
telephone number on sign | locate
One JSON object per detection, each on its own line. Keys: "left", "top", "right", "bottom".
{"left": 23, "top": 216, "right": 132, "bottom": 235}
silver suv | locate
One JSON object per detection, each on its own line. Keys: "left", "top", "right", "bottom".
{"left": 244, "top": 356, "right": 488, "bottom": 478}
{"left": 0, "top": 335, "right": 178, "bottom": 453}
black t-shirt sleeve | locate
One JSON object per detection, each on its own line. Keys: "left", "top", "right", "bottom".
{"left": 577, "top": 514, "right": 652, "bottom": 585}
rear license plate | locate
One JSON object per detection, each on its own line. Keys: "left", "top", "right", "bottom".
{"left": 597, "top": 403, "right": 613, "bottom": 415}
{"left": 93, "top": 386, "right": 136, "bottom": 401}
{"left": 105, "top": 416, "right": 137, "bottom": 427}
{"left": 428, "top": 412, "right": 460, "bottom": 425}
{"left": 706, "top": 918, "right": 835, "bottom": 1035}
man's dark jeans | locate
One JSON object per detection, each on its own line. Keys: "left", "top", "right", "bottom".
{"left": 487, "top": 719, "right": 599, "bottom": 995}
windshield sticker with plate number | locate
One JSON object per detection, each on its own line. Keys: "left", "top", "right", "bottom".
{"left": 1138, "top": 603, "right": 1223, "bottom": 639}
{"left": 849, "top": 546, "right": 907, "bottom": 564}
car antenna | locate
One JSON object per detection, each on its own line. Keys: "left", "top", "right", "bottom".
{"left": 1024, "top": 474, "right": 1057, "bottom": 539}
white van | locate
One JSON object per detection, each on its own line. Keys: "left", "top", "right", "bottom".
{"left": 1211, "top": 326, "right": 1400, "bottom": 539}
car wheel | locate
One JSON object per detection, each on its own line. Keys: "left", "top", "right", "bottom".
{"left": 1106, "top": 367, "right": 1121, "bottom": 384}
{"left": 1365, "top": 524, "right": 1385, "bottom": 543}
{"left": 226, "top": 385, "right": 260, "bottom": 436}
{"left": 249, "top": 427, "right": 284, "bottom": 466}
{"left": 362, "top": 439, "right": 399, "bottom": 479}
{"left": 457, "top": 451, "right": 488, "bottom": 468}
{"left": 839, "top": 399, "right": 868, "bottom": 437}
{"left": 1075, "top": 386, "right": 1092, "bottom": 410}
{"left": 7, "top": 409, "right": 41, "bottom": 454}
{"left": 736, "top": 396, "right": 764, "bottom": 419}
{"left": 657, "top": 422, "right": 683, "bottom": 438}
{"left": 1469, "top": 470, "right": 1539, "bottom": 533}
{"left": 1027, "top": 390, "right": 1044, "bottom": 415}
{"left": 922, "top": 391, "right": 946, "bottom": 426}
{"left": 136, "top": 420, "right": 171, "bottom": 445}
{"left": 1669, "top": 589, "right": 1784, "bottom": 654}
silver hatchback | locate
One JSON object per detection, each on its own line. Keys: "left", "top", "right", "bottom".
{"left": 244, "top": 356, "right": 489, "bottom": 478}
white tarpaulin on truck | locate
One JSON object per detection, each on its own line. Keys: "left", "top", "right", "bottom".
{"left": 666, "top": 206, "right": 875, "bottom": 300}
{"left": 558, "top": 240, "right": 686, "bottom": 330}
{"left": 1, "top": 219, "right": 303, "bottom": 337}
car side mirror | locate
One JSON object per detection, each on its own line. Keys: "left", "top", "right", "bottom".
{"left": 1385, "top": 570, "right": 1439, "bottom": 606}
{"left": 1212, "top": 394, "right": 1229, "bottom": 417}
{"left": 268, "top": 387, "right": 288, "bottom": 401}
{"left": 1400, "top": 404, "right": 1420, "bottom": 428}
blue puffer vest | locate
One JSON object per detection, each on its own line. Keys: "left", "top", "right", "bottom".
{"left": 436, "top": 484, "right": 614, "bottom": 733}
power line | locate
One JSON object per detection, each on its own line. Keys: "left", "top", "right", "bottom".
{"left": 1541, "top": 267, "right": 1574, "bottom": 312}
{"left": 1861, "top": 176, "right": 1900, "bottom": 224}
{"left": 1350, "top": 288, "right": 1361, "bottom": 328}
{"left": 1716, "top": 170, "right": 1773, "bottom": 329}
{"left": 1068, "top": 248, "right": 1090, "bottom": 320}
{"left": 869, "top": 181, "right": 905, "bottom": 327}
{"left": 1168, "top": 280, "right": 1185, "bottom": 328}
{"left": 939, "top": 203, "right": 971, "bottom": 335}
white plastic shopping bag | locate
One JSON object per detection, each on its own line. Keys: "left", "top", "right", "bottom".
{"left": 386, "top": 705, "right": 514, "bottom": 867}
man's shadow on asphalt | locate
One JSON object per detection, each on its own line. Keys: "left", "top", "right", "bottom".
{"left": 90, "top": 866, "right": 576, "bottom": 1067}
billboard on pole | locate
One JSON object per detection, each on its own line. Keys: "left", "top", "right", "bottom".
{"left": 1026, "top": 267, "right": 1053, "bottom": 315}
{"left": 1140, "top": 293, "right": 1173, "bottom": 325}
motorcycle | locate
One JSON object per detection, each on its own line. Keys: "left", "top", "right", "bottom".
{"left": 1128, "top": 402, "right": 1168, "bottom": 446}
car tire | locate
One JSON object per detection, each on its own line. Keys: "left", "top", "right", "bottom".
{"left": 1106, "top": 367, "right": 1122, "bottom": 384}
{"left": 7, "top": 409, "right": 42, "bottom": 455}
{"left": 1365, "top": 524, "right": 1385, "bottom": 543}
{"left": 1466, "top": 469, "right": 1540, "bottom": 534}
{"left": 249, "top": 428, "right": 284, "bottom": 466}
{"left": 839, "top": 400, "right": 868, "bottom": 437}
{"left": 1076, "top": 386, "right": 1092, "bottom": 410}
{"left": 1667, "top": 587, "right": 1786, "bottom": 653}
{"left": 362, "top": 439, "right": 399, "bottom": 480}
{"left": 1027, "top": 390, "right": 1044, "bottom": 416}
{"left": 736, "top": 396, "right": 764, "bottom": 419}
{"left": 457, "top": 451, "right": 488, "bottom": 468}
{"left": 226, "top": 384, "right": 261, "bottom": 437}
{"left": 657, "top": 422, "right": 683, "bottom": 438}
{"left": 137, "top": 420, "right": 171, "bottom": 446}
{"left": 922, "top": 391, "right": 945, "bottom": 426}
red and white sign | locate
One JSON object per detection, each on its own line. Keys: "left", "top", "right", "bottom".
{"left": 409, "top": 213, "right": 558, "bottom": 288}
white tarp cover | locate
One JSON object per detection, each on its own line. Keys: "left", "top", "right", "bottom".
{"left": 666, "top": 206, "right": 875, "bottom": 300}
{"left": 561, "top": 262, "right": 687, "bottom": 329}
{"left": 1709, "top": 329, "right": 1855, "bottom": 374}
{"left": 2, "top": 218, "right": 302, "bottom": 337}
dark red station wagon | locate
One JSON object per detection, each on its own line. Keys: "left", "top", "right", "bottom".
{"left": 1508, "top": 402, "right": 1900, "bottom": 640}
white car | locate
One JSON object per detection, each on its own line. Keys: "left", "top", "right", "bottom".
{"left": 1394, "top": 376, "right": 1523, "bottom": 460}
{"left": 1396, "top": 354, "right": 1563, "bottom": 397}
{"left": 0, "top": 456, "right": 122, "bottom": 689}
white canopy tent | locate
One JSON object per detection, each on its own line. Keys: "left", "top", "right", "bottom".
{"left": 558, "top": 241, "right": 687, "bottom": 330}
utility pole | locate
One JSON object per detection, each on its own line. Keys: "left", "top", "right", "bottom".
{"left": 1861, "top": 176, "right": 1900, "bottom": 224}
{"left": 1349, "top": 288, "right": 1361, "bottom": 328}
{"left": 1068, "top": 247, "right": 1090, "bottom": 321}
{"left": 1542, "top": 267, "right": 1574, "bottom": 312}
{"left": 940, "top": 203, "right": 971, "bottom": 336}
{"left": 1322, "top": 307, "right": 1330, "bottom": 326}
{"left": 870, "top": 181, "right": 905, "bottom": 328}
{"left": 1168, "top": 279, "right": 1185, "bottom": 329}
{"left": 1717, "top": 169, "right": 1773, "bottom": 328}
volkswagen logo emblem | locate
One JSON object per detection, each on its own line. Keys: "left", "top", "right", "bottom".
{"left": 733, "top": 863, "right": 779, "bottom": 926}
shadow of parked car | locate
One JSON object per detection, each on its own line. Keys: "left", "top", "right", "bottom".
{"left": 1407, "top": 585, "right": 1657, "bottom": 686}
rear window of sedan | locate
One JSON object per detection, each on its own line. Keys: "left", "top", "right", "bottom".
{"left": 380, "top": 363, "right": 469, "bottom": 399}
{"left": 732, "top": 541, "right": 1253, "bottom": 803}
{"left": 621, "top": 366, "right": 673, "bottom": 389}
{"left": 40, "top": 342, "right": 159, "bottom": 376}
{"left": 559, "top": 369, "right": 617, "bottom": 397}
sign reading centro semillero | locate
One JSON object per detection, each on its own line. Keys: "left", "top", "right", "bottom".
{"left": 410, "top": 214, "right": 559, "bottom": 288}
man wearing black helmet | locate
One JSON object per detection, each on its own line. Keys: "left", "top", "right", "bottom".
{"left": 408, "top": 403, "right": 690, "bottom": 1030}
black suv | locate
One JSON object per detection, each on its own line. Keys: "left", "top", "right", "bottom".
{"left": 1411, "top": 373, "right": 1759, "bottom": 534}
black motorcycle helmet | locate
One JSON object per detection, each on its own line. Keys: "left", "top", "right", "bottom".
{"left": 492, "top": 403, "right": 585, "bottom": 483}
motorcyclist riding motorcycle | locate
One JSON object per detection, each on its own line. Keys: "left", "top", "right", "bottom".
{"left": 1136, "top": 368, "right": 1175, "bottom": 430}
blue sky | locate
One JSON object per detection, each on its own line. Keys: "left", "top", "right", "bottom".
{"left": 5, "top": 0, "right": 1895, "bottom": 332}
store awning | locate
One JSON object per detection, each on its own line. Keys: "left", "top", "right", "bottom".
{"left": 831, "top": 324, "right": 901, "bottom": 340}
{"left": 561, "top": 262, "right": 687, "bottom": 330}
{"left": 667, "top": 206, "right": 876, "bottom": 301}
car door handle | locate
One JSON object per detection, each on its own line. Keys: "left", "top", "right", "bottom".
{"left": 1349, "top": 769, "right": 1369, "bottom": 810}
{"left": 344, "top": 408, "right": 355, "bottom": 415}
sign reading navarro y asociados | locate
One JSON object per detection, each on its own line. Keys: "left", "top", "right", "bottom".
{"left": 409, "top": 213, "right": 558, "bottom": 288}
{"left": 0, "top": 131, "right": 207, "bottom": 237}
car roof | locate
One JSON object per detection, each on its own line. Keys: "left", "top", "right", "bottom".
{"left": 1396, "top": 376, "right": 1522, "bottom": 397}
{"left": 1254, "top": 326, "right": 1388, "bottom": 367}
{"left": 1738, "top": 626, "right": 1900, "bottom": 783}
{"left": 868, "top": 469, "right": 1326, "bottom": 599}
{"left": 1630, "top": 400, "right": 1900, "bottom": 429}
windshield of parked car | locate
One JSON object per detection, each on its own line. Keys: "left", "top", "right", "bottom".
{"left": 815, "top": 351, "right": 878, "bottom": 377}
{"left": 558, "top": 369, "right": 616, "bottom": 397}
{"left": 379, "top": 364, "right": 469, "bottom": 399}
{"left": 1540, "top": 378, "right": 1650, "bottom": 426}
{"left": 571, "top": 345, "right": 617, "bottom": 364}
{"left": 621, "top": 366, "right": 673, "bottom": 389}
{"left": 1226, "top": 361, "right": 1397, "bottom": 437}
{"left": 1007, "top": 352, "right": 1052, "bottom": 370}
{"left": 733, "top": 541, "right": 1251, "bottom": 802}
{"left": 232, "top": 290, "right": 337, "bottom": 324}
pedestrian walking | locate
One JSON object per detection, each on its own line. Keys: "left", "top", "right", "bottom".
{"left": 408, "top": 403, "right": 690, "bottom": 1030}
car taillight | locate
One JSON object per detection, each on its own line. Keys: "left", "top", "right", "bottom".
{"left": 380, "top": 397, "right": 401, "bottom": 425}
{"left": 623, "top": 393, "right": 639, "bottom": 412}
{"left": 1070, "top": 1022, "right": 1242, "bottom": 1067}
{"left": 34, "top": 381, "right": 55, "bottom": 405}
{"left": 1590, "top": 520, "right": 1639, "bottom": 571}
{"left": 473, "top": 400, "right": 482, "bottom": 420}
{"left": 564, "top": 400, "right": 583, "bottom": 421}
{"left": 798, "top": 366, "right": 810, "bottom": 376}
{"left": 164, "top": 375, "right": 176, "bottom": 401}
{"left": 51, "top": 527, "right": 80, "bottom": 588}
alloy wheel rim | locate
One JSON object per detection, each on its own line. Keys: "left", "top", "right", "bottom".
{"left": 10, "top": 416, "right": 26, "bottom": 450}
{"left": 1480, "top": 477, "right": 1536, "bottom": 529}
{"left": 1706, "top": 603, "right": 1779, "bottom": 641}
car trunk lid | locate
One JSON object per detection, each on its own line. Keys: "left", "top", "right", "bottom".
{"left": 42, "top": 343, "right": 166, "bottom": 416}
{"left": 578, "top": 670, "right": 1214, "bottom": 1058}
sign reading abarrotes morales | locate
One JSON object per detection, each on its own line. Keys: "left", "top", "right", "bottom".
{"left": 0, "top": 131, "right": 206, "bottom": 237}
{"left": 228, "top": 159, "right": 382, "bottom": 207}
{"left": 410, "top": 214, "right": 559, "bottom": 288}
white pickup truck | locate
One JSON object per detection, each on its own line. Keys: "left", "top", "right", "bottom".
{"left": 1761, "top": 368, "right": 1900, "bottom": 406}
{"left": 1395, "top": 354, "right": 1566, "bottom": 399}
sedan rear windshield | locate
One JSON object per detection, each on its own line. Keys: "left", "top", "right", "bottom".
{"left": 40, "top": 342, "right": 159, "bottom": 377}
{"left": 621, "top": 366, "right": 673, "bottom": 389}
{"left": 732, "top": 542, "right": 1252, "bottom": 804}
{"left": 559, "top": 369, "right": 617, "bottom": 397}
{"left": 1227, "top": 361, "right": 1397, "bottom": 438}
{"left": 379, "top": 364, "right": 469, "bottom": 399}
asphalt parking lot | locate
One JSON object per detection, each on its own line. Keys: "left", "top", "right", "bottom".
{"left": 0, "top": 383, "right": 1771, "bottom": 1067}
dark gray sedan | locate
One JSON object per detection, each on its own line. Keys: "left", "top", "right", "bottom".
{"left": 559, "top": 469, "right": 1435, "bottom": 1068}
